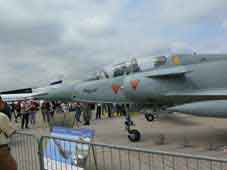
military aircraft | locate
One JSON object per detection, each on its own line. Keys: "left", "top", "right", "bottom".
{"left": 70, "top": 54, "right": 227, "bottom": 142}
{"left": 5, "top": 54, "right": 227, "bottom": 142}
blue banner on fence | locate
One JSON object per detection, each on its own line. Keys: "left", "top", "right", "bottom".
{"left": 43, "top": 127, "right": 95, "bottom": 170}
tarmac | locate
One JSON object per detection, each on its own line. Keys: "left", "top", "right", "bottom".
{"left": 16, "top": 111, "right": 227, "bottom": 159}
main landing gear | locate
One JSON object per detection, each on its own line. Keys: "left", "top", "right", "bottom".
{"left": 144, "top": 113, "right": 155, "bottom": 122}
{"left": 124, "top": 107, "right": 160, "bottom": 142}
{"left": 125, "top": 113, "right": 141, "bottom": 142}
{"left": 143, "top": 107, "right": 159, "bottom": 122}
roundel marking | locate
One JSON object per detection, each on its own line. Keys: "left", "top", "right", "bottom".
{"left": 112, "top": 84, "right": 121, "bottom": 94}
{"left": 172, "top": 55, "right": 181, "bottom": 65}
{"left": 130, "top": 80, "right": 140, "bottom": 90}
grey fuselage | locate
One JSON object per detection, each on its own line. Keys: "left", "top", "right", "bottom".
{"left": 71, "top": 54, "right": 227, "bottom": 106}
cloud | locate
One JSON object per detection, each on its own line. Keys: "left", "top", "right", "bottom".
{"left": 157, "top": 0, "right": 227, "bottom": 23}
{"left": 0, "top": 0, "right": 226, "bottom": 91}
{"left": 223, "top": 20, "right": 227, "bottom": 32}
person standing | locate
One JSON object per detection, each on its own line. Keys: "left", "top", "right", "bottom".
{"left": 120, "top": 104, "right": 127, "bottom": 116}
{"left": 21, "top": 100, "right": 31, "bottom": 129}
{"left": 107, "top": 104, "right": 112, "bottom": 118}
{"left": 74, "top": 103, "right": 81, "bottom": 122}
{"left": 49, "top": 101, "right": 56, "bottom": 118}
{"left": 11, "top": 102, "right": 16, "bottom": 122}
{"left": 14, "top": 102, "right": 21, "bottom": 123}
{"left": 0, "top": 97, "right": 12, "bottom": 120}
{"left": 96, "top": 103, "right": 101, "bottom": 120}
{"left": 0, "top": 111, "right": 17, "bottom": 170}
{"left": 116, "top": 104, "right": 121, "bottom": 117}
{"left": 61, "top": 102, "right": 68, "bottom": 113}
{"left": 41, "top": 101, "right": 50, "bottom": 123}
{"left": 30, "top": 101, "right": 38, "bottom": 125}
{"left": 83, "top": 103, "right": 92, "bottom": 126}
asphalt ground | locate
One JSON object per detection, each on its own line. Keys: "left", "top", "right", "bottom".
{"left": 10, "top": 110, "right": 227, "bottom": 170}
{"left": 14, "top": 110, "right": 227, "bottom": 159}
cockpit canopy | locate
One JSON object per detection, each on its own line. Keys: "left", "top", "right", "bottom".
{"left": 86, "top": 56, "right": 167, "bottom": 81}
{"left": 112, "top": 58, "right": 141, "bottom": 77}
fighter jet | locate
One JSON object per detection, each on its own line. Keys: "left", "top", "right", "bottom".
{"left": 6, "top": 54, "right": 226, "bottom": 142}
{"left": 71, "top": 54, "right": 227, "bottom": 142}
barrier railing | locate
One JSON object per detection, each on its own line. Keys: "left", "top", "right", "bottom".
{"left": 9, "top": 131, "right": 41, "bottom": 170}
{"left": 10, "top": 132, "right": 227, "bottom": 170}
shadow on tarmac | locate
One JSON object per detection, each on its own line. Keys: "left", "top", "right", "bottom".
{"left": 157, "top": 114, "right": 199, "bottom": 126}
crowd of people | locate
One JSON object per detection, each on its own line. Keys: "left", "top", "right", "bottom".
{"left": 8, "top": 100, "right": 77, "bottom": 128}
{"left": 1, "top": 99, "right": 129, "bottom": 129}
{"left": 95, "top": 103, "right": 127, "bottom": 120}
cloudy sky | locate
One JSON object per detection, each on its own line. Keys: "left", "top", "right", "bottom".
{"left": 0, "top": 0, "right": 227, "bottom": 91}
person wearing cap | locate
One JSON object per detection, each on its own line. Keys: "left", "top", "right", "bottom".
{"left": 0, "top": 111, "right": 17, "bottom": 170}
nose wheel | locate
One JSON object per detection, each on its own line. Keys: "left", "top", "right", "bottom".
{"left": 125, "top": 112, "right": 141, "bottom": 142}
{"left": 128, "top": 129, "right": 141, "bottom": 142}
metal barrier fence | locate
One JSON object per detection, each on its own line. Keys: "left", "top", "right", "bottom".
{"left": 9, "top": 132, "right": 227, "bottom": 170}
{"left": 9, "top": 132, "right": 41, "bottom": 170}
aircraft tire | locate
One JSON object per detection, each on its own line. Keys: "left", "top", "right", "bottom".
{"left": 145, "top": 113, "right": 155, "bottom": 122}
{"left": 128, "top": 129, "right": 141, "bottom": 142}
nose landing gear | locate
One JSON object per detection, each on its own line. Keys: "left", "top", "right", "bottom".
{"left": 125, "top": 113, "right": 141, "bottom": 142}
{"left": 128, "top": 129, "right": 141, "bottom": 142}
